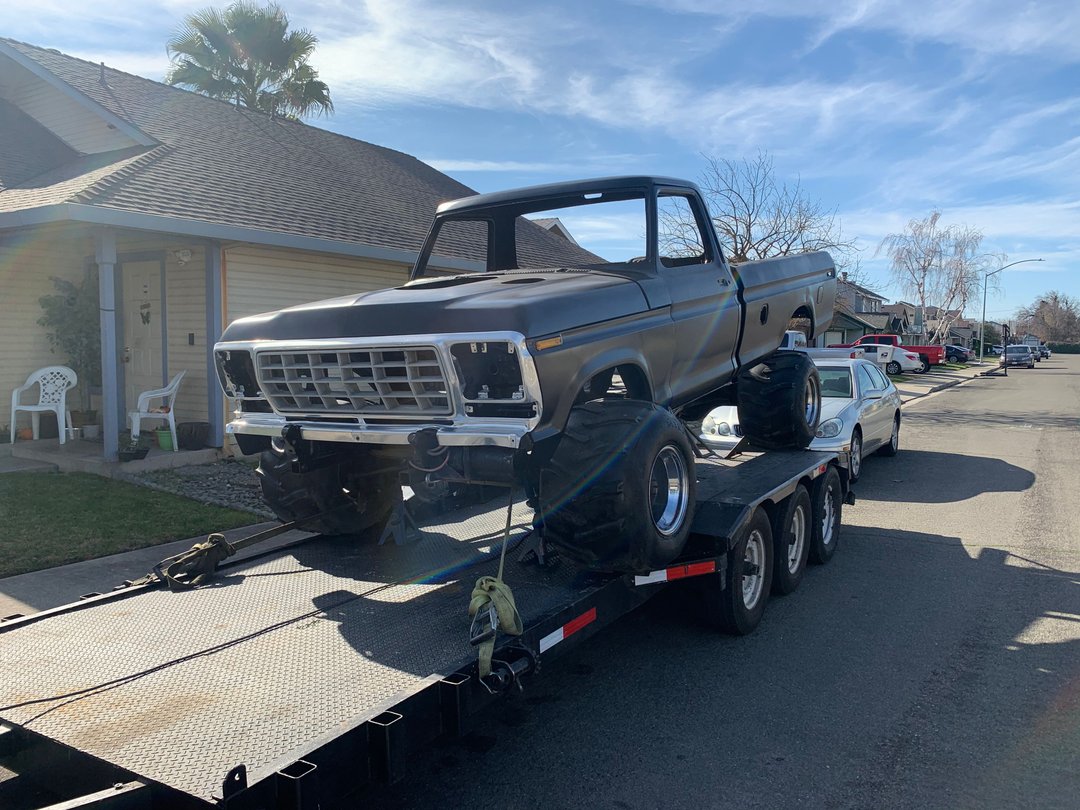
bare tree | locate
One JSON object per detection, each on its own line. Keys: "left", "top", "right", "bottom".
{"left": 698, "top": 153, "right": 860, "bottom": 273}
{"left": 1014, "top": 292, "right": 1080, "bottom": 342}
{"left": 878, "top": 212, "right": 983, "bottom": 344}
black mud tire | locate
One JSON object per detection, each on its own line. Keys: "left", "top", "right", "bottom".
{"left": 541, "top": 400, "right": 695, "bottom": 573}
{"left": 876, "top": 414, "right": 900, "bottom": 457}
{"left": 770, "top": 485, "right": 812, "bottom": 596}
{"left": 257, "top": 442, "right": 399, "bottom": 537}
{"left": 808, "top": 465, "right": 843, "bottom": 565}
{"left": 703, "top": 507, "right": 773, "bottom": 635}
{"left": 736, "top": 351, "right": 821, "bottom": 449}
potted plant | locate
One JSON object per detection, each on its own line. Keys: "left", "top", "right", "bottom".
{"left": 37, "top": 270, "right": 102, "bottom": 426}
{"left": 118, "top": 436, "right": 150, "bottom": 462}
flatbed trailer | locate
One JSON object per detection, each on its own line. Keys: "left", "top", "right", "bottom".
{"left": 0, "top": 449, "right": 850, "bottom": 810}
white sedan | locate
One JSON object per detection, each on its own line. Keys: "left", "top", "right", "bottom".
{"left": 700, "top": 358, "right": 902, "bottom": 482}
{"left": 857, "top": 343, "right": 923, "bottom": 375}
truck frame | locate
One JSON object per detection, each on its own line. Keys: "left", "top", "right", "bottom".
{"left": 0, "top": 450, "right": 850, "bottom": 810}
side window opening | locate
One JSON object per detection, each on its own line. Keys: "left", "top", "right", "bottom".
{"left": 656, "top": 192, "right": 710, "bottom": 268}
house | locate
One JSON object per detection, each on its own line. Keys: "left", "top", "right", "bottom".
{"left": 882, "top": 302, "right": 918, "bottom": 341}
{"left": 820, "top": 276, "right": 889, "bottom": 345}
{"left": 0, "top": 39, "right": 594, "bottom": 461}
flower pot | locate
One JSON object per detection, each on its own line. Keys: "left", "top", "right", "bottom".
{"left": 16, "top": 427, "right": 33, "bottom": 441}
{"left": 177, "top": 421, "right": 211, "bottom": 450}
{"left": 155, "top": 428, "right": 174, "bottom": 451}
{"left": 119, "top": 445, "right": 150, "bottom": 462}
{"left": 82, "top": 424, "right": 100, "bottom": 440}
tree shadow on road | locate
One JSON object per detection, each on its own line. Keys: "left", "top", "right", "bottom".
{"left": 855, "top": 448, "right": 1035, "bottom": 503}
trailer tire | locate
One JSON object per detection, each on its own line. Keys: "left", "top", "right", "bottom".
{"left": 808, "top": 465, "right": 843, "bottom": 565}
{"left": 257, "top": 442, "right": 399, "bottom": 537}
{"left": 542, "top": 400, "right": 695, "bottom": 573}
{"left": 703, "top": 507, "right": 773, "bottom": 634}
{"left": 771, "top": 485, "right": 811, "bottom": 595}
{"left": 736, "top": 351, "right": 821, "bottom": 449}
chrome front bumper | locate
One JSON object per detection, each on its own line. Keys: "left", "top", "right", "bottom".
{"left": 227, "top": 414, "right": 531, "bottom": 449}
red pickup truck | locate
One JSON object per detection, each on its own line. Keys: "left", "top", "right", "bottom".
{"left": 829, "top": 334, "right": 946, "bottom": 373}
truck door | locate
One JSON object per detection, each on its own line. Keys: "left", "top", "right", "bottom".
{"left": 655, "top": 189, "right": 740, "bottom": 400}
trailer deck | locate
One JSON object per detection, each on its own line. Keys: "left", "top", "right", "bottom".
{"left": 0, "top": 450, "right": 841, "bottom": 808}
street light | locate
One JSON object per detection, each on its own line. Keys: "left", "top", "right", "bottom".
{"left": 979, "top": 258, "right": 1044, "bottom": 363}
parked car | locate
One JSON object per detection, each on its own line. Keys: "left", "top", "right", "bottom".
{"left": 944, "top": 344, "right": 973, "bottom": 363}
{"left": 1038, "top": 345, "right": 1050, "bottom": 360}
{"left": 701, "top": 358, "right": 901, "bottom": 482}
{"left": 1000, "top": 345, "right": 1036, "bottom": 368}
{"left": 989, "top": 345, "right": 1004, "bottom": 356}
{"left": 858, "top": 343, "right": 922, "bottom": 375}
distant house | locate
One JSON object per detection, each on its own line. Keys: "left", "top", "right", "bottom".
{"left": 822, "top": 276, "right": 890, "bottom": 345}
{"left": 531, "top": 217, "right": 580, "bottom": 246}
{"left": 0, "top": 38, "right": 593, "bottom": 461}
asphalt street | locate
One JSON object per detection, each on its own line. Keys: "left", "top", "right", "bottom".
{"left": 361, "top": 355, "right": 1080, "bottom": 809}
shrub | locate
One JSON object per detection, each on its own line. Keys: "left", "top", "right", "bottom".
{"left": 1047, "top": 342, "right": 1080, "bottom": 354}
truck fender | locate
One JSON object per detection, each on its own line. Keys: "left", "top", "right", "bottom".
{"left": 535, "top": 350, "right": 658, "bottom": 442}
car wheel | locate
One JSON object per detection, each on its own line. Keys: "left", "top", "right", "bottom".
{"left": 770, "top": 485, "right": 811, "bottom": 596}
{"left": 808, "top": 465, "right": 843, "bottom": 565}
{"left": 542, "top": 400, "right": 695, "bottom": 573}
{"left": 918, "top": 358, "right": 931, "bottom": 373}
{"left": 886, "top": 361, "right": 902, "bottom": 375}
{"left": 848, "top": 428, "right": 863, "bottom": 483}
{"left": 736, "top": 352, "right": 821, "bottom": 449}
{"left": 876, "top": 414, "right": 900, "bottom": 457}
{"left": 702, "top": 506, "right": 773, "bottom": 634}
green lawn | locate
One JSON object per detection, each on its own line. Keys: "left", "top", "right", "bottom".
{"left": 0, "top": 472, "right": 255, "bottom": 578}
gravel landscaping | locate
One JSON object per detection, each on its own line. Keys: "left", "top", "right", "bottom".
{"left": 121, "top": 459, "right": 274, "bottom": 519}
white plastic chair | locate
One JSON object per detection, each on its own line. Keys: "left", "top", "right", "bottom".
{"left": 128, "top": 371, "right": 186, "bottom": 451}
{"left": 10, "top": 366, "right": 78, "bottom": 445}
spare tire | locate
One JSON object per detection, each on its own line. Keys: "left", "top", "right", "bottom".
{"left": 541, "top": 400, "right": 695, "bottom": 573}
{"left": 736, "top": 351, "right": 821, "bottom": 449}
{"left": 257, "top": 441, "right": 399, "bottom": 537}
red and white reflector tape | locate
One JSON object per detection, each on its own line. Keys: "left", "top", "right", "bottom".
{"left": 633, "top": 560, "right": 716, "bottom": 587}
{"left": 538, "top": 607, "right": 597, "bottom": 653}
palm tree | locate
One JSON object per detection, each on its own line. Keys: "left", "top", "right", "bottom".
{"left": 165, "top": 2, "right": 334, "bottom": 119}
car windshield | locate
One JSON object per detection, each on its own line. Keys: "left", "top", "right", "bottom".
{"left": 818, "top": 367, "right": 853, "bottom": 398}
{"left": 1007, "top": 346, "right": 1028, "bottom": 354}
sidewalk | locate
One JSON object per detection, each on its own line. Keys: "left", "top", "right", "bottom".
{"left": 0, "top": 521, "right": 313, "bottom": 620}
{"left": 893, "top": 362, "right": 987, "bottom": 403}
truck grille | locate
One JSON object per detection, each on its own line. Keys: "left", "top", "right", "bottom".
{"left": 256, "top": 347, "right": 451, "bottom": 416}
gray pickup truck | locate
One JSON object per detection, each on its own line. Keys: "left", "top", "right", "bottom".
{"left": 215, "top": 176, "right": 837, "bottom": 572}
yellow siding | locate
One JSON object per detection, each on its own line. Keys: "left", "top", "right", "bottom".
{"left": 0, "top": 54, "right": 138, "bottom": 154}
{"left": 0, "top": 226, "right": 94, "bottom": 430}
{"left": 225, "top": 244, "right": 409, "bottom": 323}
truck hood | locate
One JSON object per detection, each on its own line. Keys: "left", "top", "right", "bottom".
{"left": 220, "top": 269, "right": 650, "bottom": 342}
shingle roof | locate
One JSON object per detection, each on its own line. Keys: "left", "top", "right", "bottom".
{"left": 0, "top": 39, "right": 596, "bottom": 267}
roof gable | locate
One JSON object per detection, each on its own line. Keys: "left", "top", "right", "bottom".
{"left": 0, "top": 38, "right": 595, "bottom": 268}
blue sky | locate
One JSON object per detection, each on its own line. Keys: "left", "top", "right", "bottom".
{"left": 4, "top": 0, "right": 1079, "bottom": 322}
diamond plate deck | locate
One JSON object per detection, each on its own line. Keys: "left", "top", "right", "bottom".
{"left": 0, "top": 496, "right": 588, "bottom": 803}
{"left": 0, "top": 452, "right": 834, "bottom": 804}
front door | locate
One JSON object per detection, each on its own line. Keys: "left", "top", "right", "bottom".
{"left": 121, "top": 261, "right": 165, "bottom": 413}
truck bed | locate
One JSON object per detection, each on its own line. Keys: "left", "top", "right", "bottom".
{"left": 0, "top": 450, "right": 837, "bottom": 807}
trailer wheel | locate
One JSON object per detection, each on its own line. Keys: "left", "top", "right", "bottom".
{"left": 736, "top": 351, "right": 821, "bottom": 449}
{"left": 703, "top": 507, "right": 773, "bottom": 634}
{"left": 807, "top": 465, "right": 843, "bottom": 565}
{"left": 257, "top": 442, "right": 399, "bottom": 537}
{"left": 771, "top": 485, "right": 811, "bottom": 595}
{"left": 542, "top": 400, "right": 695, "bottom": 572}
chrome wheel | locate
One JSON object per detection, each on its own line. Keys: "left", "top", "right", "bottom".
{"left": 850, "top": 432, "right": 862, "bottom": 479}
{"left": 650, "top": 444, "right": 690, "bottom": 536}
{"left": 820, "top": 483, "right": 836, "bottom": 549}
{"left": 742, "top": 528, "right": 766, "bottom": 610}
{"left": 787, "top": 503, "right": 807, "bottom": 574}
{"left": 889, "top": 420, "right": 899, "bottom": 452}
{"left": 804, "top": 374, "right": 821, "bottom": 429}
